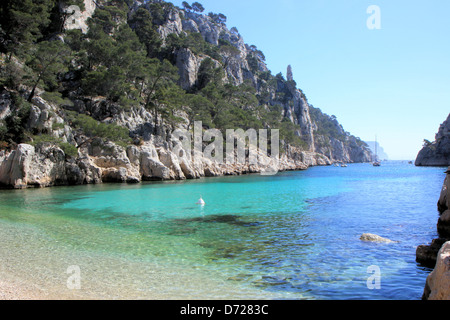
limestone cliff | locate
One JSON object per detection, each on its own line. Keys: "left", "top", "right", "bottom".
{"left": 416, "top": 114, "right": 450, "bottom": 167}
{"left": 147, "top": 1, "right": 370, "bottom": 163}
{"left": 0, "top": 89, "right": 331, "bottom": 188}
{"left": 0, "top": 0, "right": 372, "bottom": 189}
{"left": 417, "top": 167, "right": 450, "bottom": 300}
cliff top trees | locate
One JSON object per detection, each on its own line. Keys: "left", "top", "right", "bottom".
{"left": 191, "top": 2, "right": 205, "bottom": 13}
{"left": 182, "top": 1, "right": 192, "bottom": 12}
{"left": 208, "top": 12, "right": 227, "bottom": 25}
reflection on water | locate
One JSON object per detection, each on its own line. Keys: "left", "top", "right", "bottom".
{"left": 0, "top": 161, "right": 444, "bottom": 300}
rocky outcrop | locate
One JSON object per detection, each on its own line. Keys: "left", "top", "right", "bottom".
{"left": 417, "top": 167, "right": 450, "bottom": 300}
{"left": 437, "top": 168, "right": 450, "bottom": 239}
{"left": 422, "top": 241, "right": 450, "bottom": 300}
{"left": 0, "top": 138, "right": 325, "bottom": 189}
{"left": 149, "top": 4, "right": 369, "bottom": 162}
{"left": 0, "top": 144, "right": 67, "bottom": 188}
{"left": 61, "top": 0, "right": 97, "bottom": 34}
{"left": 416, "top": 114, "right": 450, "bottom": 167}
{"left": 417, "top": 168, "right": 450, "bottom": 267}
{"left": 314, "top": 126, "right": 373, "bottom": 163}
{"left": 417, "top": 238, "right": 449, "bottom": 268}
{"left": 0, "top": 89, "right": 330, "bottom": 189}
{"left": 438, "top": 168, "right": 450, "bottom": 213}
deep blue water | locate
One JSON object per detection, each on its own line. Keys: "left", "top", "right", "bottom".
{"left": 0, "top": 161, "right": 445, "bottom": 300}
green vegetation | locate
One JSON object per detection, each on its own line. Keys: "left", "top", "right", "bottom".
{"left": 41, "top": 91, "right": 73, "bottom": 107}
{"left": 28, "top": 134, "right": 78, "bottom": 158}
{"left": 66, "top": 112, "right": 131, "bottom": 148}
{"left": 309, "top": 105, "right": 346, "bottom": 142}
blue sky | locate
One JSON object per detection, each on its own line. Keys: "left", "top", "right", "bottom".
{"left": 171, "top": 0, "right": 450, "bottom": 160}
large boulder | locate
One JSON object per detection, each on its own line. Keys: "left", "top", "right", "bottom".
{"left": 140, "top": 145, "right": 171, "bottom": 181}
{"left": 0, "top": 144, "right": 68, "bottom": 188}
{"left": 0, "top": 144, "right": 36, "bottom": 188}
{"left": 87, "top": 140, "right": 140, "bottom": 183}
{"left": 422, "top": 241, "right": 450, "bottom": 300}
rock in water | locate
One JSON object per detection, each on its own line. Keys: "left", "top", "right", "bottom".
{"left": 360, "top": 233, "right": 396, "bottom": 243}
{"left": 416, "top": 238, "right": 449, "bottom": 268}
{"left": 416, "top": 114, "right": 450, "bottom": 167}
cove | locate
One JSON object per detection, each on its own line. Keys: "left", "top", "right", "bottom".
{"left": 0, "top": 161, "right": 445, "bottom": 300}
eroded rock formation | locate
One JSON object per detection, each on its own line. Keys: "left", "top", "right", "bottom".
{"left": 416, "top": 114, "right": 450, "bottom": 167}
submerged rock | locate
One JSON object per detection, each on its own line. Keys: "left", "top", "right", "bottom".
{"left": 360, "top": 233, "right": 397, "bottom": 244}
{"left": 174, "top": 214, "right": 262, "bottom": 228}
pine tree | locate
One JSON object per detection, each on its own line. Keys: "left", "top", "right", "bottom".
{"left": 192, "top": 2, "right": 205, "bottom": 13}
{"left": 182, "top": 1, "right": 192, "bottom": 12}
{"left": 26, "top": 40, "right": 71, "bottom": 102}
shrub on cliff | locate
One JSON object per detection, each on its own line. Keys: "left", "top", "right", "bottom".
{"left": 66, "top": 112, "right": 130, "bottom": 148}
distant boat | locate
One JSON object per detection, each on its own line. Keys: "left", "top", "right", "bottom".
{"left": 373, "top": 136, "right": 381, "bottom": 167}
{"left": 341, "top": 163, "right": 348, "bottom": 167}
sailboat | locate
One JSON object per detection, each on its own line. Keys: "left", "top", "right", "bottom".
{"left": 373, "top": 136, "right": 381, "bottom": 167}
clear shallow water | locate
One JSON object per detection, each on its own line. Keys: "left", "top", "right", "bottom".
{"left": 0, "top": 161, "right": 445, "bottom": 300}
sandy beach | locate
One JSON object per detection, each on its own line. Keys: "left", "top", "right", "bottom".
{"left": 0, "top": 277, "right": 52, "bottom": 300}
{"left": 0, "top": 274, "right": 86, "bottom": 300}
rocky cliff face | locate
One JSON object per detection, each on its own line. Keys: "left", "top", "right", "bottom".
{"left": 0, "top": 92, "right": 333, "bottom": 189}
{"left": 147, "top": 2, "right": 370, "bottom": 163}
{"left": 0, "top": 140, "right": 331, "bottom": 189}
{"left": 417, "top": 167, "right": 450, "bottom": 300}
{"left": 0, "top": 0, "right": 371, "bottom": 189}
{"left": 416, "top": 114, "right": 450, "bottom": 167}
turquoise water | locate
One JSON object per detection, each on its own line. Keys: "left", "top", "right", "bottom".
{"left": 0, "top": 161, "right": 445, "bottom": 300}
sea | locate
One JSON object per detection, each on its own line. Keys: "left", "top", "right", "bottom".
{"left": 0, "top": 161, "right": 446, "bottom": 300}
